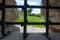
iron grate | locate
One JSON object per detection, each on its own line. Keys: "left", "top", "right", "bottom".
{"left": 0, "top": 0, "right": 60, "bottom": 40}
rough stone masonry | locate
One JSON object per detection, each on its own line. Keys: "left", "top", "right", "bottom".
{"left": 41, "top": 0, "right": 60, "bottom": 32}
{"left": 0, "top": 0, "right": 19, "bottom": 34}
{"left": 0, "top": 0, "right": 19, "bottom": 22}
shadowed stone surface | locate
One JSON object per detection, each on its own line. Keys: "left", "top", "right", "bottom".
{"left": 41, "top": 0, "right": 60, "bottom": 32}
{"left": 0, "top": 0, "right": 19, "bottom": 36}
{"left": 0, "top": 25, "right": 60, "bottom": 40}
{"left": 27, "top": 33, "right": 48, "bottom": 40}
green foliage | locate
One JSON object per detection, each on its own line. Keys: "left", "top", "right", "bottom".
{"left": 28, "top": 14, "right": 41, "bottom": 17}
{"left": 16, "top": 13, "right": 24, "bottom": 22}
{"left": 27, "top": 15, "right": 45, "bottom": 22}
{"left": 27, "top": 8, "right": 32, "bottom": 15}
{"left": 16, "top": 13, "right": 45, "bottom": 28}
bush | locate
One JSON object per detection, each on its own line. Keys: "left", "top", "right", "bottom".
{"left": 28, "top": 14, "right": 41, "bottom": 17}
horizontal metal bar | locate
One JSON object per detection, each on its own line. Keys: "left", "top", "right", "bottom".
{"left": 27, "top": 6, "right": 46, "bottom": 8}
{"left": 0, "top": 6, "right": 2, "bottom": 9}
{"left": 5, "top": 5, "right": 60, "bottom": 9}
{"left": 50, "top": 22, "right": 60, "bottom": 25}
{"left": 5, "top": 5, "right": 46, "bottom": 8}
{"left": 5, "top": 5, "right": 24, "bottom": 8}
{"left": 27, "top": 6, "right": 60, "bottom": 9}
{"left": 0, "top": 3, "right": 2, "bottom": 10}
{"left": 0, "top": 8, "right": 2, "bottom": 10}
{"left": 4, "top": 22, "right": 60, "bottom": 25}
{"left": 27, "top": 22, "right": 46, "bottom": 25}
{"left": 49, "top": 6, "right": 60, "bottom": 9}
{"left": 0, "top": 3, "right": 2, "bottom": 5}
{"left": 0, "top": 7, "right": 2, "bottom": 10}
{"left": 5, "top": 22, "right": 24, "bottom": 24}
{"left": 5, "top": 22, "right": 46, "bottom": 25}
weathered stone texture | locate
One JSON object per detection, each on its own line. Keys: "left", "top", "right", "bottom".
{"left": 0, "top": 0, "right": 18, "bottom": 22}
{"left": 5, "top": 8, "right": 18, "bottom": 22}
{"left": 0, "top": 0, "right": 2, "bottom": 3}
{"left": 6, "top": 0, "right": 17, "bottom": 5}
{"left": 41, "top": 0, "right": 60, "bottom": 32}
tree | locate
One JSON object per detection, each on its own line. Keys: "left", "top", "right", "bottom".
{"left": 27, "top": 8, "right": 32, "bottom": 15}
{"left": 21, "top": 4, "right": 33, "bottom": 15}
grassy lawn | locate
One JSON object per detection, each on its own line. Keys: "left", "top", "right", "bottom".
{"left": 16, "top": 14, "right": 24, "bottom": 22}
{"left": 27, "top": 14, "right": 45, "bottom": 22}
{"left": 16, "top": 13, "right": 46, "bottom": 28}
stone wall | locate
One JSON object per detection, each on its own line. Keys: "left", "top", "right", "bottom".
{"left": 41, "top": 0, "right": 60, "bottom": 32}
{"left": 0, "top": 0, "right": 2, "bottom": 3}
{"left": 0, "top": 0, "right": 18, "bottom": 22}
{"left": 0, "top": 0, "right": 19, "bottom": 35}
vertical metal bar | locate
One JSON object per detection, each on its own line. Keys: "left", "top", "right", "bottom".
{"left": 23, "top": 0, "right": 27, "bottom": 40}
{"left": 46, "top": 0, "right": 49, "bottom": 37}
{"left": 1, "top": 0, "right": 5, "bottom": 36}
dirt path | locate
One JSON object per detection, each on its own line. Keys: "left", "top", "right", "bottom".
{"left": 1, "top": 25, "right": 60, "bottom": 40}
{"left": 1, "top": 25, "right": 46, "bottom": 40}
{"left": 15, "top": 25, "right": 46, "bottom": 33}
{"left": 0, "top": 25, "right": 46, "bottom": 37}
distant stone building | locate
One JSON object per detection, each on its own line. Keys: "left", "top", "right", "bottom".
{"left": 41, "top": 0, "right": 60, "bottom": 32}
{"left": 0, "top": 0, "right": 19, "bottom": 22}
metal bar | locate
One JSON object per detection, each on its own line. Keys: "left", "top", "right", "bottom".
{"left": 27, "top": 22, "right": 46, "bottom": 25}
{"left": 1, "top": 0, "right": 5, "bottom": 36}
{"left": 27, "top": 6, "right": 60, "bottom": 9}
{"left": 4, "top": 22, "right": 60, "bottom": 25}
{"left": 46, "top": 0, "right": 49, "bottom": 37}
{"left": 1, "top": 0, "right": 60, "bottom": 39}
{"left": 27, "top": 6, "right": 46, "bottom": 8}
{"left": 49, "top": 6, "right": 60, "bottom": 9}
{"left": 23, "top": 0, "right": 27, "bottom": 40}
{"left": 5, "top": 22, "right": 46, "bottom": 25}
{"left": 0, "top": 3, "right": 2, "bottom": 10}
{"left": 5, "top": 5, "right": 24, "bottom": 8}
{"left": 5, "top": 22, "right": 24, "bottom": 24}
{"left": 5, "top": 5, "right": 60, "bottom": 9}
{"left": 50, "top": 23, "right": 60, "bottom": 25}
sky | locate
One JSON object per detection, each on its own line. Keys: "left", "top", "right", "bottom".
{"left": 15, "top": 0, "right": 42, "bottom": 14}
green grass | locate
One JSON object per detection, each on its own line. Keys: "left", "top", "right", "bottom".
{"left": 16, "top": 13, "right": 24, "bottom": 22}
{"left": 28, "top": 25, "right": 45, "bottom": 28}
{"left": 27, "top": 15, "right": 45, "bottom": 22}
{"left": 16, "top": 13, "right": 46, "bottom": 28}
